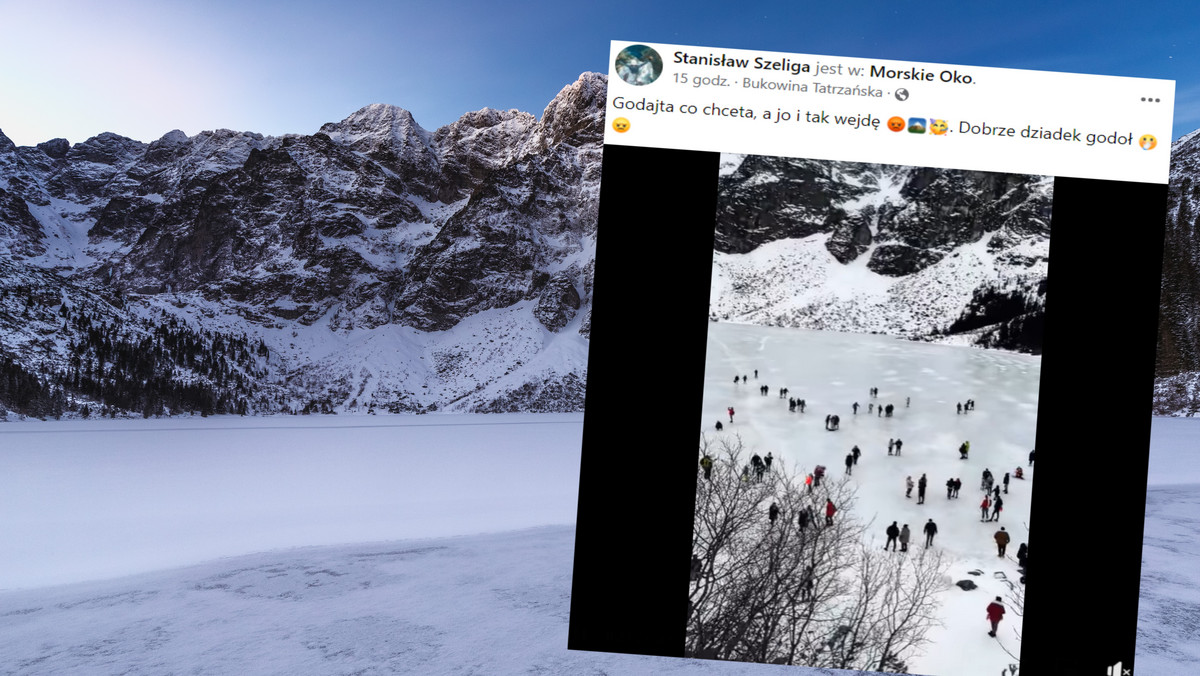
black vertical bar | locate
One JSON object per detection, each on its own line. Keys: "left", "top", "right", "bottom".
{"left": 568, "top": 145, "right": 719, "bottom": 656}
{"left": 1023, "top": 177, "right": 1166, "bottom": 674}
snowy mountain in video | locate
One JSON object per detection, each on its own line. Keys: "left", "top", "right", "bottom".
{"left": 712, "top": 154, "right": 1051, "bottom": 354}
{"left": 0, "top": 74, "right": 604, "bottom": 418}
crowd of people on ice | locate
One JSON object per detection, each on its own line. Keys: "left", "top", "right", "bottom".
{"left": 702, "top": 368, "right": 1034, "bottom": 639}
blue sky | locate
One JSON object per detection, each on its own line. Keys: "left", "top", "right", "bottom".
{"left": 1, "top": 0, "right": 1196, "bottom": 146}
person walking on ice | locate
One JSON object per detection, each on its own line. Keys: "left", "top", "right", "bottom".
{"left": 905, "top": 475, "right": 914, "bottom": 499}
{"left": 853, "top": 402, "right": 859, "bottom": 414}
{"left": 899, "top": 524, "right": 911, "bottom": 552}
{"left": 885, "top": 521, "right": 900, "bottom": 551}
{"left": 798, "top": 506, "right": 812, "bottom": 530}
{"left": 825, "top": 499, "right": 837, "bottom": 526}
{"left": 991, "top": 495, "right": 1003, "bottom": 521}
{"left": 845, "top": 452, "right": 854, "bottom": 475}
{"left": 769, "top": 502, "right": 779, "bottom": 525}
{"left": 699, "top": 453, "right": 713, "bottom": 480}
{"left": 888, "top": 438, "right": 894, "bottom": 455}
{"left": 923, "top": 518, "right": 938, "bottom": 547}
{"left": 728, "top": 406, "right": 735, "bottom": 423}
{"left": 946, "top": 477, "right": 955, "bottom": 499}
{"left": 894, "top": 438, "right": 903, "bottom": 456}
{"left": 994, "top": 526, "right": 1010, "bottom": 557}
{"left": 851, "top": 445, "right": 861, "bottom": 465}
{"left": 917, "top": 474, "right": 927, "bottom": 504}
{"left": 986, "top": 597, "right": 1005, "bottom": 637}
{"left": 980, "top": 494, "right": 991, "bottom": 521}
{"left": 1003, "top": 472, "right": 1010, "bottom": 494}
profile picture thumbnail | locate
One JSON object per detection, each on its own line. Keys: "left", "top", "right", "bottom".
{"left": 615, "top": 44, "right": 663, "bottom": 86}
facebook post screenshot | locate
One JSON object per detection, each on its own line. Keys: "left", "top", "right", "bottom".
{"left": 570, "top": 41, "right": 1173, "bottom": 676}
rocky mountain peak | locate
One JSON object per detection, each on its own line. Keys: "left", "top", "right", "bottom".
{"left": 66, "top": 132, "right": 147, "bottom": 165}
{"left": 0, "top": 129, "right": 14, "bottom": 154}
{"left": 320, "top": 103, "right": 433, "bottom": 151}
{"left": 527, "top": 72, "right": 606, "bottom": 153}
{"left": 156, "top": 129, "right": 190, "bottom": 146}
{"left": 36, "top": 138, "right": 71, "bottom": 158}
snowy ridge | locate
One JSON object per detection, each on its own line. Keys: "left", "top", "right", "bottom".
{"left": 712, "top": 233, "right": 1047, "bottom": 338}
{"left": 0, "top": 75, "right": 606, "bottom": 417}
{"left": 712, "top": 155, "right": 1051, "bottom": 351}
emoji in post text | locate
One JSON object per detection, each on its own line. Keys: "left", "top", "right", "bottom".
{"left": 908, "top": 117, "right": 926, "bottom": 134}
{"left": 612, "top": 117, "right": 631, "bottom": 133}
{"left": 1140, "top": 134, "right": 1157, "bottom": 150}
{"left": 930, "top": 119, "right": 948, "bottom": 135}
{"left": 887, "top": 116, "right": 905, "bottom": 132}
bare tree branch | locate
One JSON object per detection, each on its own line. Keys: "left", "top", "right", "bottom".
{"left": 688, "top": 434, "right": 948, "bottom": 671}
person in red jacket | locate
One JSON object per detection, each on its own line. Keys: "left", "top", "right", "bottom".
{"left": 986, "top": 596, "right": 1005, "bottom": 637}
{"left": 825, "top": 499, "right": 836, "bottom": 526}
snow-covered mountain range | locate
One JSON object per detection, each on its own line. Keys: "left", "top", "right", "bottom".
{"left": 712, "top": 155, "right": 1051, "bottom": 353}
{"left": 0, "top": 74, "right": 603, "bottom": 417}
{"left": 0, "top": 76, "right": 1192, "bottom": 418}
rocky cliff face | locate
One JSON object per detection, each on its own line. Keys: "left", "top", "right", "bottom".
{"left": 1153, "top": 130, "right": 1200, "bottom": 414}
{"left": 0, "top": 73, "right": 604, "bottom": 417}
{"left": 712, "top": 155, "right": 1052, "bottom": 353}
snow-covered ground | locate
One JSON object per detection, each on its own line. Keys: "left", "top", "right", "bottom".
{"left": 700, "top": 322, "right": 1037, "bottom": 676}
{"left": 0, "top": 415, "right": 817, "bottom": 676}
{"left": 0, "top": 410, "right": 1195, "bottom": 675}
{"left": 0, "top": 526, "right": 798, "bottom": 676}
{"left": 0, "top": 414, "right": 583, "bottom": 590}
{"left": 1136, "top": 416, "right": 1200, "bottom": 675}
{"left": 1146, "top": 415, "right": 1200, "bottom": 486}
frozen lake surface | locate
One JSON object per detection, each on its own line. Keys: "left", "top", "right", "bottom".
{"left": 0, "top": 525, "right": 822, "bottom": 676}
{"left": 0, "top": 414, "right": 583, "bottom": 590}
{"left": 0, "top": 405, "right": 1196, "bottom": 674}
{"left": 700, "top": 323, "right": 1038, "bottom": 675}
